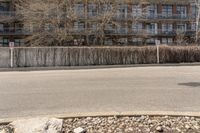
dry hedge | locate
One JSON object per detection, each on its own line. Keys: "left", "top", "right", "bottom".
{"left": 11, "top": 46, "right": 200, "bottom": 67}
{"left": 159, "top": 46, "right": 200, "bottom": 63}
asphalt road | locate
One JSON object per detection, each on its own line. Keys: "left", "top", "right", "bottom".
{"left": 0, "top": 66, "right": 200, "bottom": 119}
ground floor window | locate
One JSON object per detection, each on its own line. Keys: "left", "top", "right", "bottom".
{"left": 0, "top": 38, "right": 24, "bottom": 47}
{"left": 14, "top": 39, "right": 24, "bottom": 46}
{"left": 162, "top": 38, "right": 173, "bottom": 44}
{"left": 131, "top": 38, "right": 142, "bottom": 45}
{"left": 104, "top": 39, "right": 113, "bottom": 45}
{"left": 0, "top": 38, "right": 8, "bottom": 46}
{"left": 146, "top": 38, "right": 155, "bottom": 44}
{"left": 117, "top": 38, "right": 128, "bottom": 44}
{"left": 74, "top": 22, "right": 85, "bottom": 32}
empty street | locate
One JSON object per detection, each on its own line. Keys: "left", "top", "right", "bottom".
{"left": 0, "top": 66, "right": 200, "bottom": 119}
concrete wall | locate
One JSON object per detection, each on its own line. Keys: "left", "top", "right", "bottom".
{"left": 0, "top": 46, "right": 199, "bottom": 68}
{"left": 0, "top": 48, "right": 10, "bottom": 68}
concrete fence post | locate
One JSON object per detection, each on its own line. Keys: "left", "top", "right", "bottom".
{"left": 156, "top": 45, "right": 160, "bottom": 64}
{"left": 10, "top": 47, "right": 14, "bottom": 68}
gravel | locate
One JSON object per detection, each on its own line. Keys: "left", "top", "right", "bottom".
{"left": 63, "top": 116, "right": 200, "bottom": 133}
{"left": 1, "top": 116, "right": 200, "bottom": 133}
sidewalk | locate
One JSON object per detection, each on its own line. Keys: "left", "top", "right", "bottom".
{"left": 0, "top": 63, "right": 200, "bottom": 72}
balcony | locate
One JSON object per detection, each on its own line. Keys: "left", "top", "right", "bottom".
{"left": 0, "top": 11, "right": 194, "bottom": 22}
{"left": 0, "top": 28, "right": 32, "bottom": 36}
{"left": 74, "top": 12, "right": 86, "bottom": 20}
{"left": 0, "top": 27, "right": 194, "bottom": 37}
{"left": 0, "top": 11, "right": 16, "bottom": 17}
{"left": 82, "top": 28, "right": 196, "bottom": 37}
{"left": 135, "top": 14, "right": 192, "bottom": 21}
{"left": 103, "top": 13, "right": 193, "bottom": 21}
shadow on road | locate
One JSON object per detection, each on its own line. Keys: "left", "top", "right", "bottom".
{"left": 178, "top": 82, "right": 200, "bottom": 87}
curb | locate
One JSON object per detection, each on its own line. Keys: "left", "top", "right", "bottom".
{"left": 0, "top": 63, "right": 200, "bottom": 72}
{"left": 1, "top": 111, "right": 200, "bottom": 125}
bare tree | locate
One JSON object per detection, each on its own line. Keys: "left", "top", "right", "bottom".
{"left": 14, "top": 0, "right": 78, "bottom": 46}
{"left": 175, "top": 29, "right": 187, "bottom": 45}
{"left": 92, "top": 0, "right": 147, "bottom": 45}
{"left": 0, "top": 12, "right": 16, "bottom": 23}
{"left": 87, "top": 0, "right": 120, "bottom": 45}
{"left": 192, "top": 0, "right": 200, "bottom": 44}
{"left": 13, "top": 0, "right": 161, "bottom": 46}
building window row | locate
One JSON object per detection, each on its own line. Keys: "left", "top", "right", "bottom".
{"left": 72, "top": 4, "right": 190, "bottom": 17}
{"left": 73, "top": 22, "right": 191, "bottom": 32}
{"left": 0, "top": 38, "right": 24, "bottom": 46}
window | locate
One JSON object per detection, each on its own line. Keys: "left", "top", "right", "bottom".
{"left": 88, "top": 4, "right": 97, "bottom": 17}
{"left": 91, "top": 23, "right": 97, "bottom": 30}
{"left": 146, "top": 38, "right": 155, "bottom": 44}
{"left": 162, "top": 38, "right": 167, "bottom": 44}
{"left": 102, "top": 4, "right": 112, "bottom": 13}
{"left": 177, "top": 5, "right": 187, "bottom": 17}
{"left": 148, "top": 5, "right": 157, "bottom": 17}
{"left": 15, "top": 23, "right": 23, "bottom": 33}
{"left": 162, "top": 38, "right": 173, "bottom": 44}
{"left": 44, "top": 24, "right": 51, "bottom": 31}
{"left": 0, "top": 3, "right": 9, "bottom": 11}
{"left": 14, "top": 39, "right": 24, "bottom": 46}
{"left": 132, "top": 5, "right": 142, "bottom": 17}
{"left": 117, "top": 38, "right": 128, "bottom": 44}
{"left": 162, "top": 5, "right": 172, "bottom": 16}
{"left": 132, "top": 23, "right": 143, "bottom": 32}
{"left": 0, "top": 24, "right": 3, "bottom": 32}
{"left": 117, "top": 4, "right": 127, "bottom": 19}
{"left": 117, "top": 24, "right": 127, "bottom": 34}
{"left": 104, "top": 39, "right": 113, "bottom": 45}
{"left": 168, "top": 38, "right": 173, "bottom": 44}
{"left": 192, "top": 5, "right": 198, "bottom": 18}
{"left": 74, "top": 4, "right": 84, "bottom": 17}
{"left": 132, "top": 38, "right": 142, "bottom": 44}
{"left": 105, "top": 23, "right": 112, "bottom": 30}
{"left": 176, "top": 23, "right": 186, "bottom": 32}
{"left": 0, "top": 38, "right": 8, "bottom": 46}
{"left": 162, "top": 23, "right": 173, "bottom": 32}
{"left": 191, "top": 23, "right": 196, "bottom": 31}
{"left": 0, "top": 38, "right": 3, "bottom": 46}
{"left": 74, "top": 22, "right": 85, "bottom": 32}
{"left": 147, "top": 23, "right": 157, "bottom": 34}
{"left": 104, "top": 23, "right": 113, "bottom": 34}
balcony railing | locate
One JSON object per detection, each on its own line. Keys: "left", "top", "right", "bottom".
{"left": 0, "top": 11, "right": 196, "bottom": 21}
{"left": 71, "top": 28, "right": 196, "bottom": 36}
{"left": 0, "top": 11, "right": 16, "bottom": 17}
{"left": 113, "top": 13, "right": 193, "bottom": 21}
{"left": 75, "top": 12, "right": 194, "bottom": 21}
{"left": 0, "top": 28, "right": 32, "bottom": 35}
{"left": 141, "top": 14, "right": 192, "bottom": 20}
{"left": 0, "top": 27, "right": 195, "bottom": 37}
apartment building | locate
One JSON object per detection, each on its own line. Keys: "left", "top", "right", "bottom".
{"left": 0, "top": 0, "right": 198, "bottom": 46}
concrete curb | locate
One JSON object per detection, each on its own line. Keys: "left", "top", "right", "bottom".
{"left": 0, "top": 63, "right": 200, "bottom": 72}
{"left": 1, "top": 111, "right": 200, "bottom": 125}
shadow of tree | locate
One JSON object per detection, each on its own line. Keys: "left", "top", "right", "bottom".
{"left": 178, "top": 82, "right": 200, "bottom": 87}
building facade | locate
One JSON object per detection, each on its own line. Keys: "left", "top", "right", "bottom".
{"left": 0, "top": 0, "right": 198, "bottom": 46}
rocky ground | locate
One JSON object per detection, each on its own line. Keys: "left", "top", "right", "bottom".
{"left": 64, "top": 116, "right": 200, "bottom": 133}
{"left": 1, "top": 116, "right": 200, "bottom": 133}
